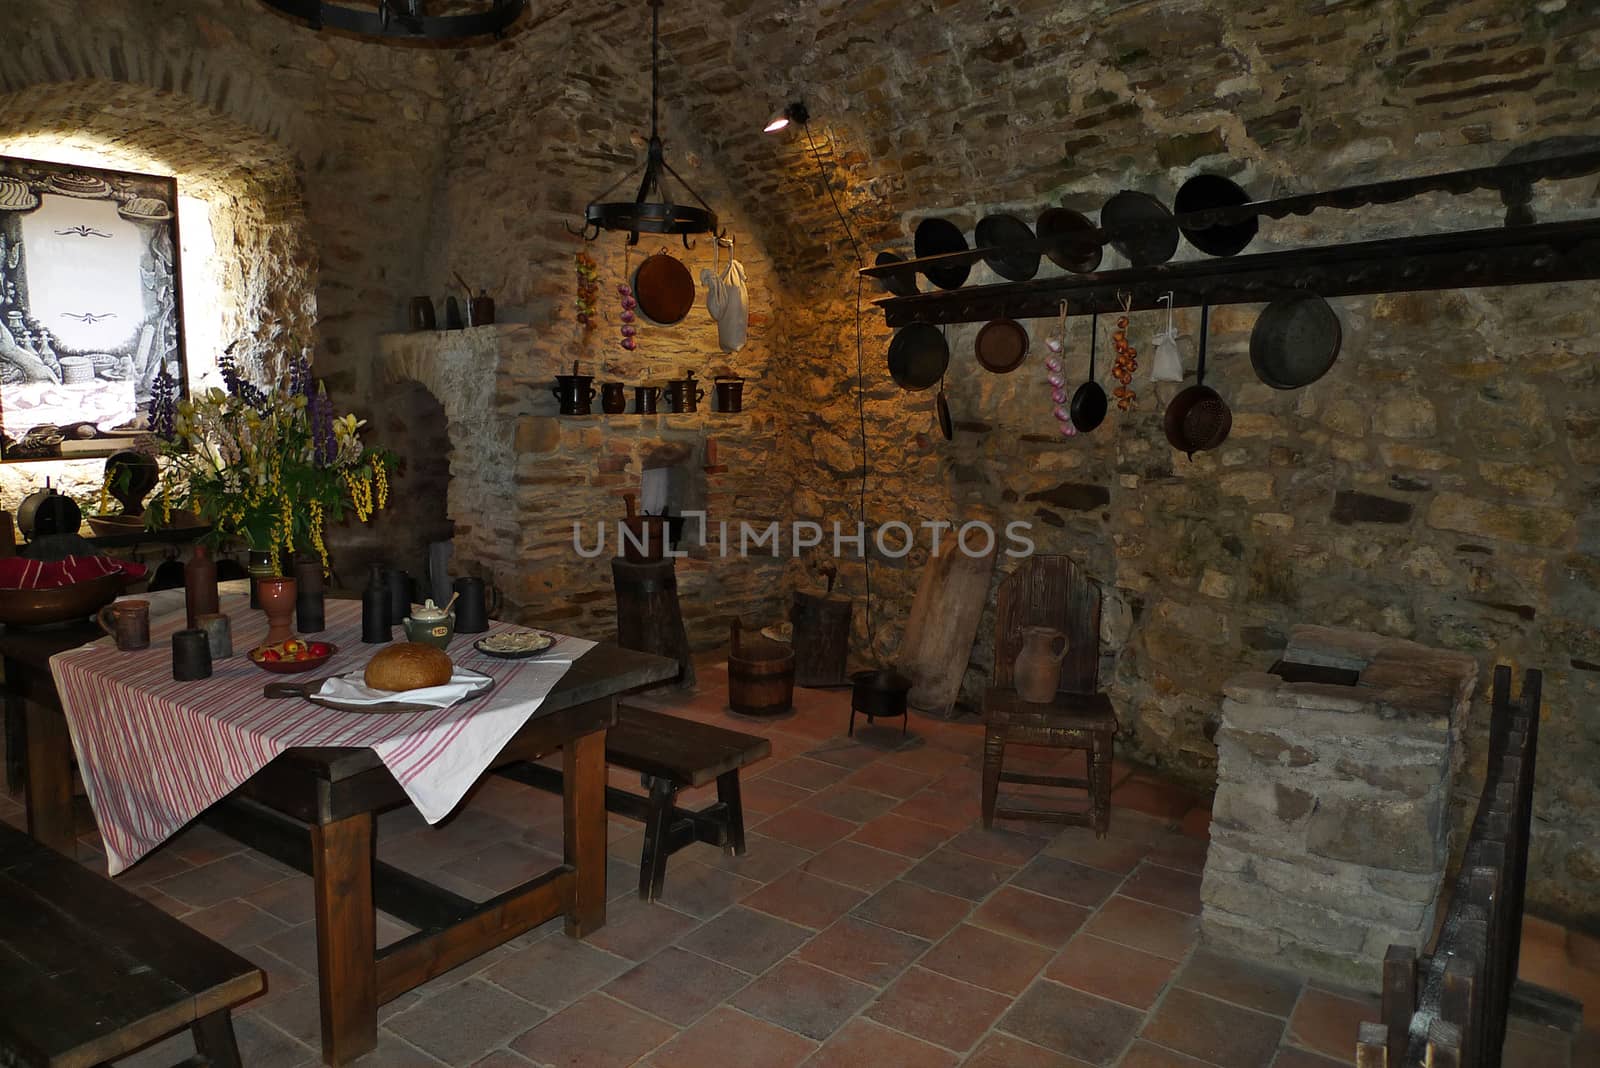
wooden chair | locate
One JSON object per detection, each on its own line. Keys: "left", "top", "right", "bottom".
{"left": 981, "top": 554, "right": 1117, "bottom": 836}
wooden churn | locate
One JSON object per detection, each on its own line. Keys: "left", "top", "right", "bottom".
{"left": 612, "top": 555, "right": 694, "bottom": 688}
{"left": 790, "top": 566, "right": 851, "bottom": 687}
{"left": 728, "top": 619, "right": 795, "bottom": 716}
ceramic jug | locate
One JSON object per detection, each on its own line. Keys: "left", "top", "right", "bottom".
{"left": 1013, "top": 625, "right": 1070, "bottom": 703}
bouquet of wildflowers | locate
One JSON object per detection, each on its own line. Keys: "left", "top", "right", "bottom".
{"left": 149, "top": 346, "right": 395, "bottom": 568}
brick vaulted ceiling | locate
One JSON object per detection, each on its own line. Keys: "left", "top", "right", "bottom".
{"left": 521, "top": 0, "right": 1600, "bottom": 283}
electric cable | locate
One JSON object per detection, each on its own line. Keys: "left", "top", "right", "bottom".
{"left": 802, "top": 120, "right": 872, "bottom": 649}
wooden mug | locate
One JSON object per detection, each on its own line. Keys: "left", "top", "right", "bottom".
{"left": 97, "top": 599, "right": 150, "bottom": 651}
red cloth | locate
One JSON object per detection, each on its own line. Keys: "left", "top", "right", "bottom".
{"left": 0, "top": 554, "right": 147, "bottom": 590}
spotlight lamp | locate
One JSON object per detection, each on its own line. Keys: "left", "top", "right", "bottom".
{"left": 764, "top": 101, "right": 810, "bottom": 133}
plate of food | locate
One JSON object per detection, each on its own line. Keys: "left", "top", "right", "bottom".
{"left": 473, "top": 629, "right": 559, "bottom": 659}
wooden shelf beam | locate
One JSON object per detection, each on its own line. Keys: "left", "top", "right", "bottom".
{"left": 867, "top": 217, "right": 1600, "bottom": 326}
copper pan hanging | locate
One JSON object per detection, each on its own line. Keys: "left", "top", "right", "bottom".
{"left": 1164, "top": 303, "right": 1232, "bottom": 458}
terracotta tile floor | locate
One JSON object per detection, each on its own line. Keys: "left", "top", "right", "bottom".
{"left": 2, "top": 660, "right": 1593, "bottom": 1067}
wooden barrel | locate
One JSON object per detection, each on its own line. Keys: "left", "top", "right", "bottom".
{"left": 791, "top": 589, "right": 852, "bottom": 687}
{"left": 612, "top": 556, "right": 694, "bottom": 688}
{"left": 729, "top": 620, "right": 795, "bottom": 716}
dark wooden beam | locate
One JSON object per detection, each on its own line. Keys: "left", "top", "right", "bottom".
{"left": 867, "top": 217, "right": 1600, "bottom": 325}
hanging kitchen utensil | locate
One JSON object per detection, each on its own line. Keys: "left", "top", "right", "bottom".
{"left": 1175, "top": 173, "right": 1258, "bottom": 257}
{"left": 1151, "top": 292, "right": 1184, "bottom": 382}
{"left": 874, "top": 252, "right": 919, "bottom": 297}
{"left": 936, "top": 375, "right": 953, "bottom": 441}
{"left": 974, "top": 318, "right": 1030, "bottom": 374}
{"left": 913, "top": 218, "right": 971, "bottom": 289}
{"left": 887, "top": 322, "right": 949, "bottom": 391}
{"left": 1100, "top": 190, "right": 1180, "bottom": 266}
{"left": 1163, "top": 304, "right": 1233, "bottom": 458}
{"left": 1250, "top": 293, "right": 1342, "bottom": 390}
{"left": 1070, "top": 311, "right": 1108, "bottom": 433}
{"left": 1035, "top": 207, "right": 1102, "bottom": 273}
{"left": 632, "top": 249, "right": 696, "bottom": 325}
{"left": 974, "top": 213, "right": 1040, "bottom": 282}
{"left": 1047, "top": 301, "right": 1076, "bottom": 438}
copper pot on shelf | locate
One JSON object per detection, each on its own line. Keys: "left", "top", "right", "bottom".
{"left": 713, "top": 375, "right": 744, "bottom": 412}
{"left": 664, "top": 370, "right": 705, "bottom": 414}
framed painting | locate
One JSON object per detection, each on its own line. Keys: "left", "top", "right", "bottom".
{"left": 0, "top": 155, "right": 187, "bottom": 461}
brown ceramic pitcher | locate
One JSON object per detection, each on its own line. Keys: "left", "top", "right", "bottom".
{"left": 1013, "top": 625, "right": 1070, "bottom": 703}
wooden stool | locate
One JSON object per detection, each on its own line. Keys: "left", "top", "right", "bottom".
{"left": 790, "top": 574, "right": 852, "bottom": 687}
{"left": 0, "top": 824, "right": 263, "bottom": 1068}
{"left": 499, "top": 705, "right": 770, "bottom": 901}
{"left": 612, "top": 555, "right": 694, "bottom": 688}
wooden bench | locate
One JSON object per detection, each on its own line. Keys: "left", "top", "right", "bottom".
{"left": 0, "top": 824, "right": 264, "bottom": 1068}
{"left": 498, "top": 704, "right": 770, "bottom": 901}
{"left": 1357, "top": 667, "right": 1582, "bottom": 1068}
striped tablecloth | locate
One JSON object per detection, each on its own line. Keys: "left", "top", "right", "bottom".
{"left": 50, "top": 595, "right": 594, "bottom": 875}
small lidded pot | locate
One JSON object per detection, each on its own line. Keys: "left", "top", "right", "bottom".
{"left": 402, "top": 598, "right": 456, "bottom": 649}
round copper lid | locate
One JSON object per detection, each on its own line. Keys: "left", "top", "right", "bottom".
{"left": 974, "top": 318, "right": 1030, "bottom": 374}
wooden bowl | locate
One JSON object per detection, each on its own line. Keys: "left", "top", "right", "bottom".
{"left": 0, "top": 574, "right": 128, "bottom": 628}
{"left": 249, "top": 641, "right": 338, "bottom": 674}
{"left": 86, "top": 515, "right": 145, "bottom": 538}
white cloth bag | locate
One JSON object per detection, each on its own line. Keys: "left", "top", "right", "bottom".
{"left": 701, "top": 237, "right": 749, "bottom": 353}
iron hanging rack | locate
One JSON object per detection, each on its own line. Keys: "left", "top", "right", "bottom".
{"left": 258, "top": 0, "right": 525, "bottom": 41}
{"left": 568, "top": 0, "right": 721, "bottom": 248}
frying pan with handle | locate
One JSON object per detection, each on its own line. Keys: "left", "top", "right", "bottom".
{"left": 1070, "top": 311, "right": 1108, "bottom": 433}
{"left": 1163, "top": 303, "right": 1233, "bottom": 458}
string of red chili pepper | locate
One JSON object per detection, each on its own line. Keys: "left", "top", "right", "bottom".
{"left": 1110, "top": 306, "right": 1138, "bottom": 411}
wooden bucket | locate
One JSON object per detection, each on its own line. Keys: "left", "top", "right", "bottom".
{"left": 728, "top": 620, "right": 795, "bottom": 716}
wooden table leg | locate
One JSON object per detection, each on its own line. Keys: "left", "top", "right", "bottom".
{"left": 4, "top": 677, "right": 26, "bottom": 795}
{"left": 311, "top": 811, "right": 376, "bottom": 1065}
{"left": 716, "top": 770, "right": 746, "bottom": 857}
{"left": 564, "top": 722, "right": 608, "bottom": 937}
{"left": 191, "top": 1009, "right": 244, "bottom": 1068}
{"left": 23, "top": 698, "right": 75, "bottom": 856}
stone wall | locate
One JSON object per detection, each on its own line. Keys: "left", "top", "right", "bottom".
{"left": 4, "top": 0, "right": 1596, "bottom": 930}
{"left": 650, "top": 0, "right": 1600, "bottom": 928}
{"left": 415, "top": 7, "right": 793, "bottom": 643}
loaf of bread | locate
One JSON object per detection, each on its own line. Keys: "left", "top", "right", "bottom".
{"left": 364, "top": 642, "right": 453, "bottom": 692}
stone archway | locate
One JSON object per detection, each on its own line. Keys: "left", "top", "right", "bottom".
{"left": 378, "top": 324, "right": 526, "bottom": 581}
{"left": 0, "top": 78, "right": 317, "bottom": 509}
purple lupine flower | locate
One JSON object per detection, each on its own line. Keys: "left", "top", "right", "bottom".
{"left": 288, "top": 349, "right": 313, "bottom": 398}
{"left": 218, "top": 344, "right": 270, "bottom": 412}
{"left": 311, "top": 386, "right": 336, "bottom": 466}
{"left": 150, "top": 368, "right": 177, "bottom": 441}
{"left": 218, "top": 344, "right": 247, "bottom": 400}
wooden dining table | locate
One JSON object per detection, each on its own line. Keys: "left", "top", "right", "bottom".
{"left": 0, "top": 617, "right": 677, "bottom": 1065}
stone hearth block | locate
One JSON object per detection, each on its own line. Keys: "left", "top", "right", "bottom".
{"left": 1200, "top": 624, "right": 1477, "bottom": 992}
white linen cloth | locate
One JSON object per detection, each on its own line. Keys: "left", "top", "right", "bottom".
{"left": 701, "top": 237, "right": 748, "bottom": 353}
{"left": 50, "top": 594, "right": 595, "bottom": 874}
{"left": 317, "top": 667, "right": 493, "bottom": 709}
